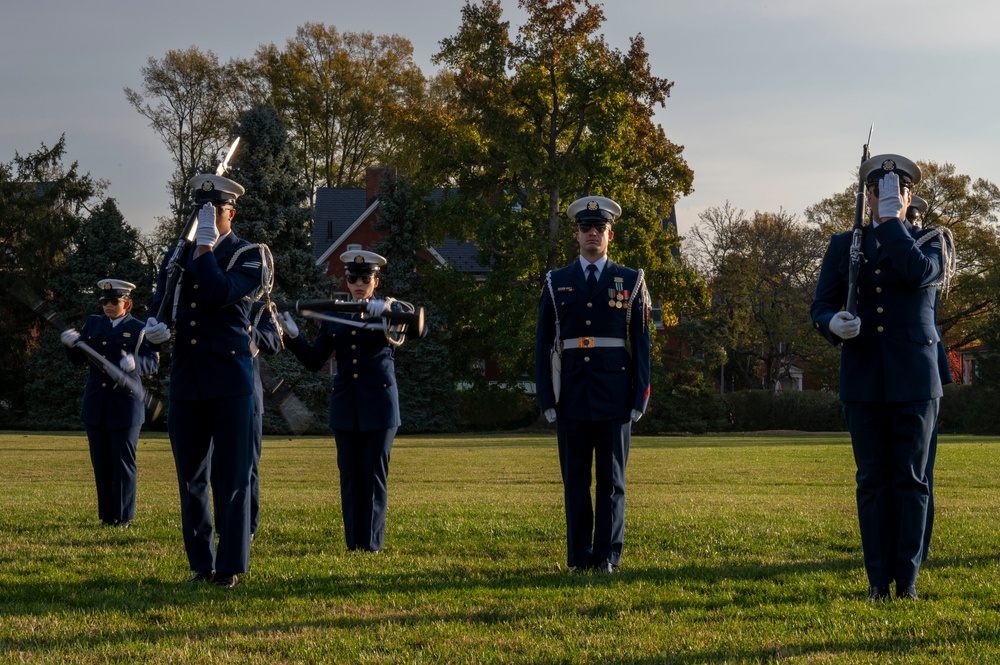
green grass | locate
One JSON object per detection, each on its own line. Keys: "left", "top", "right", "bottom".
{"left": 3, "top": 430, "right": 1000, "bottom": 663}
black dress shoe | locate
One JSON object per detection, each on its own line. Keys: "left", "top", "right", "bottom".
{"left": 594, "top": 560, "right": 617, "bottom": 575}
{"left": 867, "top": 585, "right": 890, "bottom": 602}
{"left": 214, "top": 574, "right": 241, "bottom": 589}
{"left": 897, "top": 585, "right": 918, "bottom": 600}
{"left": 189, "top": 570, "right": 214, "bottom": 583}
{"left": 116, "top": 520, "right": 131, "bottom": 529}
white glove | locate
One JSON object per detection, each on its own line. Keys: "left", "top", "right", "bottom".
{"left": 829, "top": 311, "right": 861, "bottom": 340}
{"left": 631, "top": 409, "right": 642, "bottom": 423}
{"left": 144, "top": 317, "right": 171, "bottom": 344}
{"left": 877, "top": 173, "right": 905, "bottom": 220}
{"left": 60, "top": 328, "right": 80, "bottom": 347}
{"left": 195, "top": 202, "right": 220, "bottom": 248}
{"left": 278, "top": 312, "right": 299, "bottom": 339}
{"left": 366, "top": 299, "right": 387, "bottom": 317}
{"left": 119, "top": 351, "right": 136, "bottom": 373}
{"left": 544, "top": 408, "right": 556, "bottom": 423}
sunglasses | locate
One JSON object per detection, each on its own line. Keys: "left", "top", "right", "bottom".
{"left": 99, "top": 297, "right": 126, "bottom": 305}
{"left": 578, "top": 223, "right": 608, "bottom": 234}
{"left": 346, "top": 275, "right": 373, "bottom": 285}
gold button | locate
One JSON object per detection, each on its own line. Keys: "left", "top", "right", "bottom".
{"left": 193, "top": 284, "right": 199, "bottom": 290}
{"left": 351, "top": 345, "right": 356, "bottom": 350}
{"left": 351, "top": 331, "right": 356, "bottom": 336}
{"left": 191, "top": 303, "right": 197, "bottom": 308}
{"left": 585, "top": 320, "right": 591, "bottom": 326}
{"left": 352, "top": 359, "right": 358, "bottom": 364}
{"left": 102, "top": 341, "right": 107, "bottom": 345}
{"left": 353, "top": 373, "right": 359, "bottom": 378}
{"left": 927, "top": 338, "right": 933, "bottom": 344}
{"left": 877, "top": 307, "right": 883, "bottom": 314}
{"left": 191, "top": 339, "right": 197, "bottom": 345}
{"left": 584, "top": 356, "right": 591, "bottom": 362}
{"left": 230, "top": 350, "right": 236, "bottom": 355}
{"left": 101, "top": 383, "right": 107, "bottom": 388}
{"left": 876, "top": 287, "right": 882, "bottom": 293}
{"left": 875, "top": 269, "right": 881, "bottom": 275}
{"left": 587, "top": 302, "right": 593, "bottom": 308}
{"left": 190, "top": 321, "right": 196, "bottom": 326}
{"left": 877, "top": 326, "right": 884, "bottom": 332}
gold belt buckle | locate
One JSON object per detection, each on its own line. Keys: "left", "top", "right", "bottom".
{"left": 578, "top": 336, "right": 595, "bottom": 348}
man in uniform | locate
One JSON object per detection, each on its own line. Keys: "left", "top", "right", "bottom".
{"left": 144, "top": 173, "right": 268, "bottom": 588}
{"left": 534, "top": 195, "right": 651, "bottom": 574}
{"left": 811, "top": 154, "right": 949, "bottom": 601}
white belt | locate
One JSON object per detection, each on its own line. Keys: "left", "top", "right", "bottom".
{"left": 560, "top": 336, "right": 626, "bottom": 350}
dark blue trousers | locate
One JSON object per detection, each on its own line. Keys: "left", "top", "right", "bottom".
{"left": 84, "top": 423, "right": 140, "bottom": 524}
{"left": 169, "top": 395, "right": 254, "bottom": 576}
{"left": 250, "top": 406, "right": 263, "bottom": 538}
{"left": 844, "top": 399, "right": 936, "bottom": 589}
{"left": 556, "top": 417, "right": 631, "bottom": 568}
{"left": 332, "top": 427, "right": 396, "bottom": 552}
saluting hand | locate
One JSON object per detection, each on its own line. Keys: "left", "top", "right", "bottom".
{"left": 278, "top": 312, "right": 299, "bottom": 339}
{"left": 195, "top": 202, "right": 220, "bottom": 248}
{"left": 877, "top": 173, "right": 905, "bottom": 221}
{"left": 829, "top": 311, "right": 861, "bottom": 340}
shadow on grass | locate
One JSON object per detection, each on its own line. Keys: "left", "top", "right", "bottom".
{"left": 6, "top": 551, "right": 999, "bottom": 660}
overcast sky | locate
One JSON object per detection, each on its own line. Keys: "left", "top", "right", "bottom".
{"left": 2, "top": 0, "right": 998, "bottom": 240}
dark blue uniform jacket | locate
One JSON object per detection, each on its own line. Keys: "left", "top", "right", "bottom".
{"left": 286, "top": 304, "right": 403, "bottom": 432}
{"left": 811, "top": 218, "right": 946, "bottom": 402}
{"left": 535, "top": 259, "right": 651, "bottom": 421}
{"left": 66, "top": 313, "right": 160, "bottom": 428}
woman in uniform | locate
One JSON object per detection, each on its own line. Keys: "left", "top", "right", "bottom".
{"left": 61, "top": 279, "right": 160, "bottom": 527}
{"left": 278, "top": 249, "right": 415, "bottom": 553}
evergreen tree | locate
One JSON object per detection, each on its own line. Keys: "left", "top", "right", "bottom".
{"left": 372, "top": 171, "right": 458, "bottom": 433}
{"left": 227, "top": 103, "right": 334, "bottom": 433}
{"left": 0, "top": 137, "right": 97, "bottom": 427}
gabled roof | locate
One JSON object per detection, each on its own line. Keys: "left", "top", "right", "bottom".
{"left": 312, "top": 186, "right": 489, "bottom": 274}
{"left": 312, "top": 188, "right": 369, "bottom": 262}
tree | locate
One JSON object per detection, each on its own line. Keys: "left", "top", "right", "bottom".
{"left": 124, "top": 48, "right": 236, "bottom": 222}
{"left": 688, "top": 203, "right": 832, "bottom": 391}
{"left": 0, "top": 137, "right": 98, "bottom": 427}
{"left": 241, "top": 24, "right": 426, "bottom": 198}
{"left": 372, "top": 172, "right": 458, "bottom": 432}
{"left": 422, "top": 0, "right": 701, "bottom": 383}
{"left": 226, "top": 104, "right": 328, "bottom": 299}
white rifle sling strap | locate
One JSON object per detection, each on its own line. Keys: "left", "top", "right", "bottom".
{"left": 545, "top": 270, "right": 562, "bottom": 403}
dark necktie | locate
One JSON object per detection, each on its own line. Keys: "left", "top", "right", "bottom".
{"left": 586, "top": 264, "right": 598, "bottom": 290}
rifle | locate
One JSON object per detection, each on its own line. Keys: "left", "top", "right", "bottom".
{"left": 275, "top": 299, "right": 426, "bottom": 338}
{"left": 154, "top": 137, "right": 241, "bottom": 326}
{"left": 846, "top": 124, "right": 874, "bottom": 316}
{"left": 10, "top": 278, "right": 164, "bottom": 422}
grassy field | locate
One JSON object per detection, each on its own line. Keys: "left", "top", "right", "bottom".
{"left": 2, "top": 430, "right": 1000, "bottom": 664}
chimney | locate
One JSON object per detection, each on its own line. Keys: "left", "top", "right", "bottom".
{"left": 365, "top": 166, "right": 399, "bottom": 206}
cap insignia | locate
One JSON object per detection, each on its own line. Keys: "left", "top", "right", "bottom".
{"left": 586, "top": 201, "right": 599, "bottom": 211}
{"left": 354, "top": 255, "right": 364, "bottom": 264}
{"left": 102, "top": 283, "right": 111, "bottom": 290}
{"left": 201, "top": 181, "right": 214, "bottom": 191}
{"left": 882, "top": 159, "right": 896, "bottom": 172}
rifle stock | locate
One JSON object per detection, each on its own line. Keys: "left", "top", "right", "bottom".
{"left": 846, "top": 124, "right": 874, "bottom": 316}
